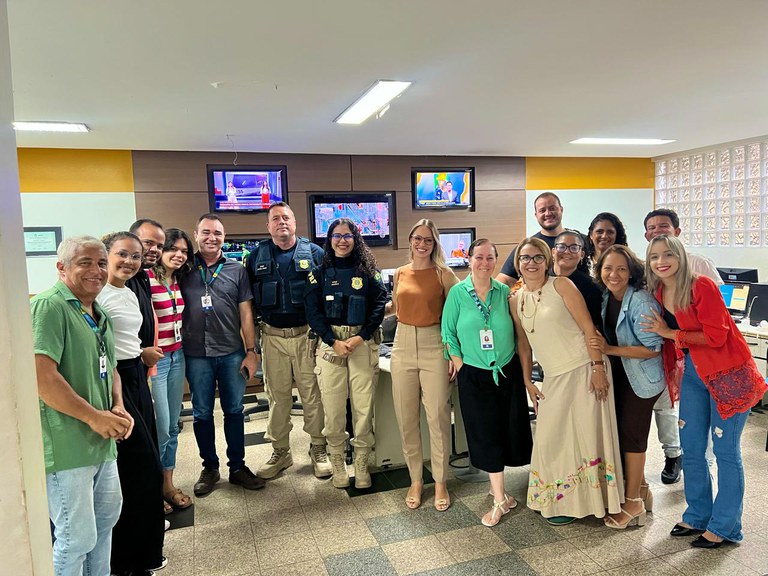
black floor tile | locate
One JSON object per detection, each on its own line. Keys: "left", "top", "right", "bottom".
{"left": 345, "top": 466, "right": 434, "bottom": 497}
{"left": 244, "top": 431, "right": 267, "bottom": 446}
{"left": 166, "top": 504, "right": 194, "bottom": 530}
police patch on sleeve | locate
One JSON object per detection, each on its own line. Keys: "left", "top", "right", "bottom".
{"left": 374, "top": 272, "right": 381, "bottom": 282}
{"left": 308, "top": 271, "right": 317, "bottom": 284}
{"left": 351, "top": 277, "right": 363, "bottom": 290}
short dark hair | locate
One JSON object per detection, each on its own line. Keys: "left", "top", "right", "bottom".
{"left": 468, "top": 238, "right": 498, "bottom": 258}
{"left": 594, "top": 244, "right": 646, "bottom": 291}
{"left": 533, "top": 192, "right": 562, "bottom": 209}
{"left": 643, "top": 208, "right": 679, "bottom": 230}
{"left": 266, "top": 201, "right": 292, "bottom": 217}
{"left": 129, "top": 218, "right": 163, "bottom": 234}
{"left": 196, "top": 213, "right": 223, "bottom": 227}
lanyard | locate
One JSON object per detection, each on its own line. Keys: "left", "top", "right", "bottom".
{"left": 198, "top": 259, "right": 225, "bottom": 293}
{"left": 469, "top": 289, "right": 492, "bottom": 328}
{"left": 162, "top": 281, "right": 178, "bottom": 315}
{"left": 72, "top": 301, "right": 107, "bottom": 355}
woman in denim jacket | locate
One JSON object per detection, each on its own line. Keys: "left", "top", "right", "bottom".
{"left": 590, "top": 245, "right": 665, "bottom": 529}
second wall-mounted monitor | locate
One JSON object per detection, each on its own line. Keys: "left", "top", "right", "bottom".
{"left": 440, "top": 227, "right": 476, "bottom": 268}
{"left": 412, "top": 168, "right": 475, "bottom": 210}
{"left": 221, "top": 237, "right": 270, "bottom": 263}
{"left": 308, "top": 192, "right": 395, "bottom": 247}
{"left": 717, "top": 267, "right": 758, "bottom": 283}
{"left": 207, "top": 165, "right": 287, "bottom": 213}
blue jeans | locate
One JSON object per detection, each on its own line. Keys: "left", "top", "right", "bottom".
{"left": 152, "top": 348, "right": 186, "bottom": 470}
{"left": 47, "top": 460, "right": 122, "bottom": 576}
{"left": 679, "top": 355, "right": 749, "bottom": 542}
{"left": 185, "top": 350, "right": 247, "bottom": 470}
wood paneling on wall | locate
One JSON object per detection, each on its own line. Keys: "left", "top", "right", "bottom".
{"left": 132, "top": 151, "right": 525, "bottom": 275}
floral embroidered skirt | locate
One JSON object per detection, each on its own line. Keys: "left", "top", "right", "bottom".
{"left": 527, "top": 362, "right": 625, "bottom": 519}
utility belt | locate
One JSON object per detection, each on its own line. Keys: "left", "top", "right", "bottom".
{"left": 329, "top": 324, "right": 382, "bottom": 343}
{"left": 260, "top": 323, "right": 310, "bottom": 338}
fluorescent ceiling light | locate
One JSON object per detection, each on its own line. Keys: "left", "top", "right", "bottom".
{"left": 570, "top": 137, "right": 675, "bottom": 145}
{"left": 335, "top": 80, "right": 412, "bottom": 125}
{"left": 13, "top": 121, "right": 90, "bottom": 133}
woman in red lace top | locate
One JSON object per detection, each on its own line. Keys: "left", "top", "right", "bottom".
{"left": 642, "top": 234, "right": 766, "bottom": 549}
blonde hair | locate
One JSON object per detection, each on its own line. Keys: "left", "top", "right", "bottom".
{"left": 513, "top": 237, "right": 553, "bottom": 276}
{"left": 407, "top": 219, "right": 449, "bottom": 272}
{"left": 645, "top": 234, "right": 693, "bottom": 311}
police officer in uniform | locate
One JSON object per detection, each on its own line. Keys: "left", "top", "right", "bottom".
{"left": 245, "top": 202, "right": 331, "bottom": 479}
{"left": 305, "top": 218, "right": 387, "bottom": 489}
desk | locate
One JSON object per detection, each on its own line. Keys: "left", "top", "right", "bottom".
{"left": 739, "top": 324, "right": 768, "bottom": 404}
{"left": 372, "top": 357, "right": 468, "bottom": 468}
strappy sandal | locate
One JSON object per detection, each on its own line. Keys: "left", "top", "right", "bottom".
{"left": 434, "top": 495, "right": 451, "bottom": 512}
{"left": 481, "top": 493, "right": 516, "bottom": 527}
{"left": 405, "top": 484, "right": 423, "bottom": 510}
{"left": 604, "top": 497, "right": 646, "bottom": 529}
{"left": 640, "top": 482, "right": 653, "bottom": 513}
{"left": 164, "top": 488, "right": 193, "bottom": 510}
{"left": 163, "top": 501, "right": 173, "bottom": 515}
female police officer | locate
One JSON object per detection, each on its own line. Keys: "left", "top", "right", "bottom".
{"left": 305, "top": 218, "right": 387, "bottom": 489}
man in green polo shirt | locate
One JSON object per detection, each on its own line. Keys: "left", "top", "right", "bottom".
{"left": 32, "top": 236, "right": 135, "bottom": 576}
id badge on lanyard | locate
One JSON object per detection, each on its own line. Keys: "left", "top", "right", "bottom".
{"left": 99, "top": 353, "right": 108, "bottom": 379}
{"left": 480, "top": 329, "right": 494, "bottom": 350}
{"left": 174, "top": 321, "right": 182, "bottom": 342}
{"left": 201, "top": 293, "right": 213, "bottom": 310}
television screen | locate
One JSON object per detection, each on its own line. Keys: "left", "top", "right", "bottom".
{"left": 439, "top": 228, "right": 475, "bottom": 268}
{"left": 412, "top": 168, "right": 474, "bottom": 210}
{"left": 309, "top": 193, "right": 394, "bottom": 247}
{"left": 221, "top": 238, "right": 268, "bottom": 262}
{"left": 207, "top": 165, "right": 287, "bottom": 213}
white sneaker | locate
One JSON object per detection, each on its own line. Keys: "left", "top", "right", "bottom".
{"left": 309, "top": 444, "right": 333, "bottom": 478}
{"left": 164, "top": 519, "right": 170, "bottom": 531}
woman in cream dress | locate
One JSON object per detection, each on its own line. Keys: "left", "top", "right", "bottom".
{"left": 510, "top": 237, "right": 624, "bottom": 525}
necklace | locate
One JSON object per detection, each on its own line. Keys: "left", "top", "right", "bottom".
{"left": 520, "top": 287, "right": 542, "bottom": 333}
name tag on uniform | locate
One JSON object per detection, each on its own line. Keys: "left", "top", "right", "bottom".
{"left": 480, "top": 329, "right": 494, "bottom": 350}
{"left": 99, "top": 354, "right": 108, "bottom": 379}
{"left": 201, "top": 294, "right": 213, "bottom": 310}
{"left": 325, "top": 295, "right": 334, "bottom": 301}
{"left": 174, "top": 321, "right": 182, "bottom": 342}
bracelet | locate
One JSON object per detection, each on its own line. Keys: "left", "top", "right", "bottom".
{"left": 590, "top": 360, "right": 606, "bottom": 366}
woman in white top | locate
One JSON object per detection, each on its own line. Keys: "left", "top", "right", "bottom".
{"left": 97, "top": 231, "right": 165, "bottom": 576}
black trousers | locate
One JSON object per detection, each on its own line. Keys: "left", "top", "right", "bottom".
{"left": 111, "top": 358, "right": 164, "bottom": 573}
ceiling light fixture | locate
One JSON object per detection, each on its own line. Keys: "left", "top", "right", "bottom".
{"left": 335, "top": 80, "right": 412, "bottom": 125}
{"left": 13, "top": 121, "right": 90, "bottom": 133}
{"left": 570, "top": 137, "right": 675, "bottom": 145}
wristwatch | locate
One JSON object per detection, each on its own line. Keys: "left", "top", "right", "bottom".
{"left": 246, "top": 346, "right": 261, "bottom": 354}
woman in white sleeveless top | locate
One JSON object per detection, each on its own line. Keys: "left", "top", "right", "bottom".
{"left": 510, "top": 237, "right": 625, "bottom": 526}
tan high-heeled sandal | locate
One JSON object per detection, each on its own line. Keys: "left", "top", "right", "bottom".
{"left": 640, "top": 482, "right": 653, "bottom": 513}
{"left": 604, "top": 497, "right": 647, "bottom": 529}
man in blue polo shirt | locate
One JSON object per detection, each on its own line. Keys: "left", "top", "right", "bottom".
{"left": 181, "top": 214, "right": 263, "bottom": 496}
{"left": 32, "top": 236, "right": 135, "bottom": 576}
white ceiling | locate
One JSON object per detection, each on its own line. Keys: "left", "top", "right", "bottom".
{"left": 8, "top": 0, "right": 768, "bottom": 158}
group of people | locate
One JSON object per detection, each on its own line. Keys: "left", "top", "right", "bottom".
{"left": 32, "top": 195, "right": 766, "bottom": 575}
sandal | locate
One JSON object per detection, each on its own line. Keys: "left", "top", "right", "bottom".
{"left": 163, "top": 501, "right": 173, "bottom": 515}
{"left": 434, "top": 495, "right": 451, "bottom": 512}
{"left": 481, "top": 493, "right": 516, "bottom": 527}
{"left": 405, "top": 484, "right": 423, "bottom": 510}
{"left": 640, "top": 482, "right": 653, "bottom": 513}
{"left": 604, "top": 497, "right": 646, "bottom": 529}
{"left": 164, "top": 488, "right": 193, "bottom": 510}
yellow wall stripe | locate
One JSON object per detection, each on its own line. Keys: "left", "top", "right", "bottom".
{"left": 526, "top": 157, "right": 654, "bottom": 190}
{"left": 17, "top": 148, "right": 134, "bottom": 192}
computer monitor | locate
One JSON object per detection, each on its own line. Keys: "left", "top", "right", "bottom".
{"left": 717, "top": 267, "right": 758, "bottom": 283}
{"left": 719, "top": 283, "right": 750, "bottom": 313}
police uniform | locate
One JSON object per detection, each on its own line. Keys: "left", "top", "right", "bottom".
{"left": 245, "top": 237, "right": 328, "bottom": 479}
{"left": 304, "top": 255, "right": 387, "bottom": 488}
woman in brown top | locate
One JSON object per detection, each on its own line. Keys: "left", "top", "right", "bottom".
{"left": 390, "top": 219, "right": 459, "bottom": 511}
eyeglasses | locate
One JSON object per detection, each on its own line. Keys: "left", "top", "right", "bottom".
{"left": 114, "top": 250, "right": 143, "bottom": 262}
{"left": 554, "top": 243, "right": 583, "bottom": 254}
{"left": 519, "top": 254, "right": 547, "bottom": 264}
{"left": 410, "top": 235, "right": 434, "bottom": 246}
{"left": 331, "top": 233, "right": 354, "bottom": 241}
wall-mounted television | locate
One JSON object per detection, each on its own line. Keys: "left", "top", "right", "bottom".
{"left": 221, "top": 237, "right": 269, "bottom": 262}
{"left": 207, "top": 165, "right": 287, "bottom": 213}
{"left": 412, "top": 168, "right": 474, "bottom": 210}
{"left": 439, "top": 227, "right": 476, "bottom": 268}
{"left": 308, "top": 193, "right": 394, "bottom": 247}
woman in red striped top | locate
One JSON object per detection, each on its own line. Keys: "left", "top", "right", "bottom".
{"left": 148, "top": 228, "right": 194, "bottom": 512}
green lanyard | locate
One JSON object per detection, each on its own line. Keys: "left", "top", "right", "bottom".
{"left": 469, "top": 289, "right": 492, "bottom": 328}
{"left": 198, "top": 259, "right": 225, "bottom": 294}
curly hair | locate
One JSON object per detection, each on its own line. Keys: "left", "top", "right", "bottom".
{"left": 101, "top": 231, "right": 142, "bottom": 253}
{"left": 586, "top": 212, "right": 628, "bottom": 262}
{"left": 594, "top": 244, "right": 646, "bottom": 291}
{"left": 322, "top": 218, "right": 378, "bottom": 277}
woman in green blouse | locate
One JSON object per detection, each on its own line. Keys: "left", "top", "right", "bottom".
{"left": 441, "top": 239, "right": 532, "bottom": 527}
